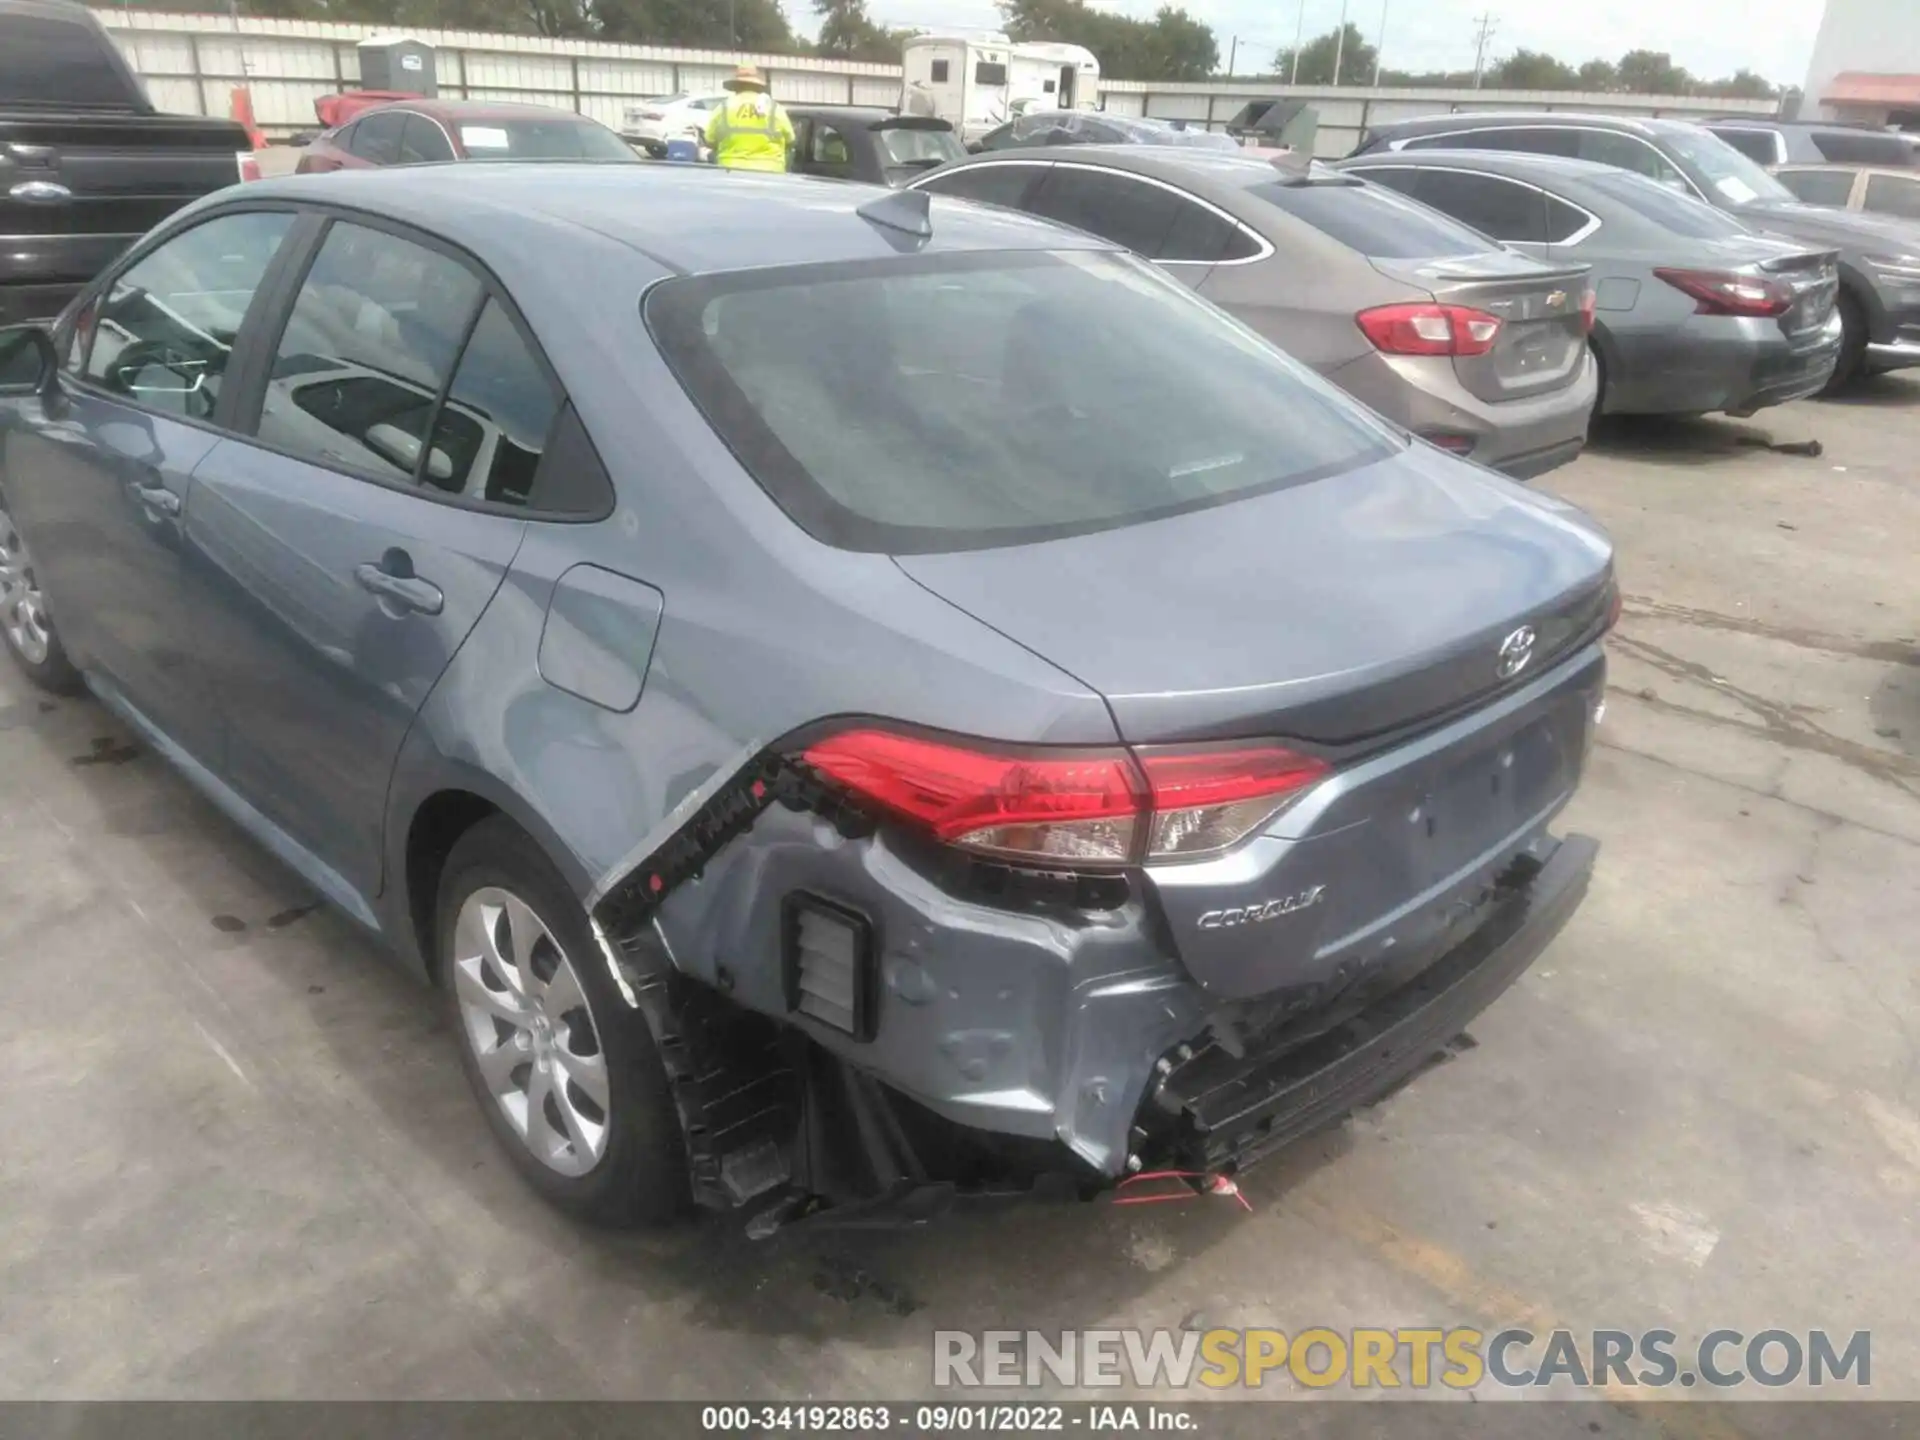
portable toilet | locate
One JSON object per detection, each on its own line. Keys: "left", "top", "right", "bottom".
{"left": 357, "top": 35, "right": 437, "bottom": 97}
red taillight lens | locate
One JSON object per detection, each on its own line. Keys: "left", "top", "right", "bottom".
{"left": 1654, "top": 267, "right": 1793, "bottom": 318}
{"left": 235, "top": 151, "right": 263, "bottom": 183}
{"left": 1356, "top": 302, "right": 1503, "bottom": 357}
{"left": 1579, "top": 288, "right": 1597, "bottom": 334}
{"left": 801, "top": 730, "right": 1328, "bottom": 865}
{"left": 1605, "top": 585, "right": 1623, "bottom": 632}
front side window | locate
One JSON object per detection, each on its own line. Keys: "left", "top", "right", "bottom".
{"left": 1659, "top": 126, "right": 1794, "bottom": 206}
{"left": 646, "top": 250, "right": 1393, "bottom": 552}
{"left": 84, "top": 211, "right": 294, "bottom": 420}
{"left": 1578, "top": 131, "right": 1690, "bottom": 191}
{"left": 1250, "top": 178, "right": 1496, "bottom": 258}
{"left": 1865, "top": 172, "right": 1920, "bottom": 219}
{"left": 1779, "top": 168, "right": 1859, "bottom": 207}
{"left": 255, "top": 222, "right": 483, "bottom": 484}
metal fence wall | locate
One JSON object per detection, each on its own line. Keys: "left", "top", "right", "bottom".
{"left": 98, "top": 10, "right": 1778, "bottom": 146}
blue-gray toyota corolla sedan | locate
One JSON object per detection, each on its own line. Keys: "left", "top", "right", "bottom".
{"left": 0, "top": 165, "right": 1614, "bottom": 1231}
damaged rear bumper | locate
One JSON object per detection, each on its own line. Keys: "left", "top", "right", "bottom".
{"left": 1136, "top": 832, "right": 1596, "bottom": 1175}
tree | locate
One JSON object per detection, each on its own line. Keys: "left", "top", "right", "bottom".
{"left": 1615, "top": 48, "right": 1691, "bottom": 94}
{"left": 814, "top": 0, "right": 903, "bottom": 62}
{"left": 1001, "top": 0, "right": 1220, "bottom": 82}
{"left": 1273, "top": 23, "right": 1376, "bottom": 86}
{"left": 1488, "top": 49, "right": 1578, "bottom": 90}
{"left": 1703, "top": 68, "right": 1778, "bottom": 100}
{"left": 596, "top": 0, "right": 797, "bottom": 49}
{"left": 1575, "top": 58, "right": 1618, "bottom": 91}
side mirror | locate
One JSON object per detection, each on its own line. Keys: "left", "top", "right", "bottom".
{"left": 0, "top": 325, "right": 56, "bottom": 398}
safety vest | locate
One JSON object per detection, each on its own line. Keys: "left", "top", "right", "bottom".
{"left": 707, "top": 92, "right": 793, "bottom": 173}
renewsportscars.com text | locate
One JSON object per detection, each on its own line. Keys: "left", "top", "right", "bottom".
{"left": 934, "top": 1328, "right": 1871, "bottom": 1391}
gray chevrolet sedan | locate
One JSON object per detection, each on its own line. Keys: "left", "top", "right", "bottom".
{"left": 0, "top": 166, "right": 1612, "bottom": 1231}
{"left": 1338, "top": 150, "right": 1844, "bottom": 419}
{"left": 912, "top": 145, "right": 1599, "bottom": 478}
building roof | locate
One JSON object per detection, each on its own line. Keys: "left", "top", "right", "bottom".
{"left": 1824, "top": 72, "right": 1920, "bottom": 107}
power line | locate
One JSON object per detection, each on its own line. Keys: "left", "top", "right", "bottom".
{"left": 1471, "top": 10, "right": 1497, "bottom": 89}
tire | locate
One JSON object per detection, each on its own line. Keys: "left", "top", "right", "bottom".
{"left": 0, "top": 491, "right": 82, "bottom": 695}
{"left": 1822, "top": 289, "right": 1868, "bottom": 396}
{"left": 438, "top": 815, "right": 690, "bottom": 1225}
{"left": 1587, "top": 337, "right": 1608, "bottom": 425}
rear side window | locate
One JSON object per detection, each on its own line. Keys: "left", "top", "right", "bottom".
{"left": 457, "top": 119, "right": 636, "bottom": 160}
{"left": 256, "top": 222, "right": 484, "bottom": 485}
{"left": 1813, "top": 130, "right": 1914, "bottom": 166}
{"left": 350, "top": 110, "right": 406, "bottom": 164}
{"left": 84, "top": 211, "right": 294, "bottom": 421}
{"left": 1865, "top": 172, "right": 1920, "bottom": 219}
{"left": 0, "top": 14, "right": 137, "bottom": 109}
{"left": 1160, "top": 200, "right": 1261, "bottom": 262}
{"left": 1027, "top": 168, "right": 1186, "bottom": 258}
{"left": 645, "top": 250, "right": 1391, "bottom": 552}
{"left": 918, "top": 164, "right": 1041, "bottom": 209}
{"left": 423, "top": 299, "right": 560, "bottom": 507}
{"left": 398, "top": 114, "right": 454, "bottom": 164}
{"left": 1712, "top": 129, "right": 1782, "bottom": 165}
{"left": 1412, "top": 171, "right": 1548, "bottom": 243}
{"left": 1249, "top": 179, "right": 1495, "bottom": 258}
{"left": 1779, "top": 168, "right": 1858, "bottom": 206}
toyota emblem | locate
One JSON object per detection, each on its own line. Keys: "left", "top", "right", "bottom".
{"left": 1497, "top": 625, "right": 1537, "bottom": 680}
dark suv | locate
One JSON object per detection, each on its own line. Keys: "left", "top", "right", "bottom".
{"left": 1354, "top": 112, "right": 1920, "bottom": 389}
{"left": 1703, "top": 119, "right": 1914, "bottom": 170}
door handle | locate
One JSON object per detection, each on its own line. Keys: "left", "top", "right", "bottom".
{"left": 355, "top": 562, "right": 444, "bottom": 616}
{"left": 132, "top": 481, "right": 182, "bottom": 518}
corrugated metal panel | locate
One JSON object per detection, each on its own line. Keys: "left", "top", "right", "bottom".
{"left": 772, "top": 72, "right": 851, "bottom": 103}
{"left": 1313, "top": 127, "right": 1361, "bottom": 158}
{"left": 851, "top": 77, "right": 902, "bottom": 107}
{"left": 577, "top": 59, "right": 677, "bottom": 95}
{"left": 579, "top": 96, "right": 625, "bottom": 127}
{"left": 677, "top": 64, "right": 734, "bottom": 93}
{"left": 462, "top": 52, "right": 573, "bottom": 90}
{"left": 1141, "top": 93, "right": 1211, "bottom": 122}
{"left": 246, "top": 79, "right": 337, "bottom": 127}
{"left": 142, "top": 76, "right": 205, "bottom": 116}
{"left": 1103, "top": 91, "right": 1145, "bottom": 117}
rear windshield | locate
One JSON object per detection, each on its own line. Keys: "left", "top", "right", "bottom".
{"left": 457, "top": 120, "right": 636, "bottom": 161}
{"left": 1248, "top": 179, "right": 1497, "bottom": 258}
{"left": 1582, "top": 168, "right": 1752, "bottom": 238}
{"left": 1811, "top": 129, "right": 1914, "bottom": 166}
{"left": 0, "top": 14, "right": 139, "bottom": 109}
{"left": 876, "top": 124, "right": 966, "bottom": 179}
{"left": 646, "top": 250, "right": 1394, "bottom": 553}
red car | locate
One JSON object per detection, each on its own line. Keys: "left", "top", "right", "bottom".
{"left": 296, "top": 99, "right": 637, "bottom": 173}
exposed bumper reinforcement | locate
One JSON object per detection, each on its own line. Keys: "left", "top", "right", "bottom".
{"left": 1143, "top": 832, "right": 1597, "bottom": 1175}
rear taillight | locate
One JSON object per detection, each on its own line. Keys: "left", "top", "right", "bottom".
{"left": 1654, "top": 267, "right": 1793, "bottom": 318}
{"left": 1356, "top": 302, "right": 1503, "bottom": 357}
{"left": 236, "top": 151, "right": 263, "bottom": 183}
{"left": 1579, "top": 288, "right": 1597, "bottom": 334}
{"left": 801, "top": 730, "right": 1329, "bottom": 866}
{"left": 1605, "top": 584, "right": 1623, "bottom": 632}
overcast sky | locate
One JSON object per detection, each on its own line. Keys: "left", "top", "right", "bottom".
{"left": 839, "top": 0, "right": 1827, "bottom": 88}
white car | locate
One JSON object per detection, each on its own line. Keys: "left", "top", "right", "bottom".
{"left": 621, "top": 92, "right": 726, "bottom": 155}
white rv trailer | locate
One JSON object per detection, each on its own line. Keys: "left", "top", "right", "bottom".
{"left": 899, "top": 32, "right": 1100, "bottom": 143}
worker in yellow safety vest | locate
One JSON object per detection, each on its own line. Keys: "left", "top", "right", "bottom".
{"left": 704, "top": 63, "right": 795, "bottom": 172}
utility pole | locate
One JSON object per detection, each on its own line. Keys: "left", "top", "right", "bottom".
{"left": 1331, "top": 0, "right": 1349, "bottom": 85}
{"left": 1471, "top": 11, "right": 1497, "bottom": 89}
{"left": 1372, "top": 0, "right": 1388, "bottom": 86}
{"left": 1289, "top": 0, "right": 1305, "bottom": 85}
{"left": 1228, "top": 35, "right": 1238, "bottom": 77}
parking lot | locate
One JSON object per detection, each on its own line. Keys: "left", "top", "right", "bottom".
{"left": 0, "top": 375, "right": 1915, "bottom": 1411}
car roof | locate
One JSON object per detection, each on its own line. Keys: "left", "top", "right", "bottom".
{"left": 236, "top": 163, "right": 1113, "bottom": 276}
{"left": 363, "top": 98, "right": 603, "bottom": 124}
{"left": 1371, "top": 110, "right": 1683, "bottom": 138}
{"left": 952, "top": 143, "right": 1292, "bottom": 194}
{"left": 1341, "top": 147, "right": 1627, "bottom": 184}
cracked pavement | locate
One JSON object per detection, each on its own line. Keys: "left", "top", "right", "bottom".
{"left": 0, "top": 378, "right": 1915, "bottom": 1416}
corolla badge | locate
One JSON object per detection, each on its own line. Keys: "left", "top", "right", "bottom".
{"left": 1198, "top": 885, "right": 1327, "bottom": 930}
{"left": 1496, "top": 624, "right": 1537, "bottom": 680}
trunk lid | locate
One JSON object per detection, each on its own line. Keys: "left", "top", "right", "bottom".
{"left": 1757, "top": 246, "right": 1840, "bottom": 340}
{"left": 895, "top": 442, "right": 1614, "bottom": 748}
{"left": 1371, "top": 251, "right": 1590, "bottom": 403}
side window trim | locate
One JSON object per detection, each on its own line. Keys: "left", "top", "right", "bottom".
{"left": 1347, "top": 163, "right": 1600, "bottom": 245}
{"left": 59, "top": 204, "right": 308, "bottom": 439}
{"left": 397, "top": 110, "right": 457, "bottom": 163}
{"left": 1042, "top": 162, "right": 1273, "bottom": 266}
{"left": 911, "top": 157, "right": 1052, "bottom": 210}
{"left": 223, "top": 203, "right": 588, "bottom": 522}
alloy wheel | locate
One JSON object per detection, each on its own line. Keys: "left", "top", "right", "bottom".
{"left": 452, "top": 886, "right": 611, "bottom": 1177}
{"left": 0, "top": 508, "right": 52, "bottom": 667}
